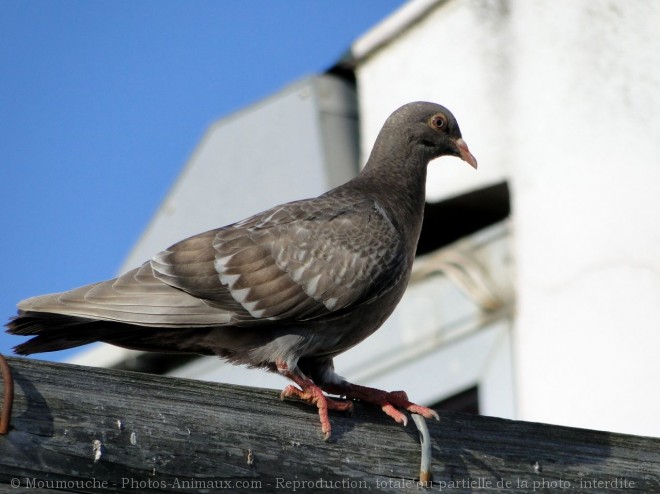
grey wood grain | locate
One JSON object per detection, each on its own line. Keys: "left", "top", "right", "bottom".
{"left": 0, "top": 357, "right": 658, "bottom": 493}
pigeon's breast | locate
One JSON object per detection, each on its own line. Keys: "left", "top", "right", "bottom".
{"left": 299, "top": 268, "right": 412, "bottom": 359}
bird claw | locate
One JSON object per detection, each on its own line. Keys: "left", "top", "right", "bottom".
{"left": 381, "top": 403, "right": 408, "bottom": 426}
{"left": 278, "top": 362, "right": 432, "bottom": 440}
{"left": 327, "top": 383, "right": 438, "bottom": 428}
{"left": 408, "top": 404, "right": 440, "bottom": 422}
{"left": 383, "top": 389, "right": 439, "bottom": 422}
{"left": 279, "top": 382, "right": 354, "bottom": 441}
{"left": 280, "top": 384, "right": 299, "bottom": 401}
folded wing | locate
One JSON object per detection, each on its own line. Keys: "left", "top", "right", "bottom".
{"left": 19, "top": 196, "right": 406, "bottom": 328}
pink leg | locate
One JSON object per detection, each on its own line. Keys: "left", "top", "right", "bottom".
{"left": 276, "top": 360, "right": 352, "bottom": 441}
{"left": 323, "top": 382, "right": 439, "bottom": 427}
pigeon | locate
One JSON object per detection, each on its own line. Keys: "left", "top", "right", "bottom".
{"left": 6, "top": 101, "right": 477, "bottom": 440}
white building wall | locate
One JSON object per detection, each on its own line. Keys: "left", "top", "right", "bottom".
{"left": 355, "top": 0, "right": 660, "bottom": 436}
{"left": 510, "top": 1, "right": 660, "bottom": 437}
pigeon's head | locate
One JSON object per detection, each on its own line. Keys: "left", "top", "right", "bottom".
{"left": 386, "top": 101, "right": 478, "bottom": 169}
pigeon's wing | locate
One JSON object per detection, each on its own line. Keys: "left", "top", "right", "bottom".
{"left": 15, "top": 260, "right": 243, "bottom": 327}
{"left": 17, "top": 196, "right": 406, "bottom": 328}
{"left": 151, "top": 195, "right": 407, "bottom": 324}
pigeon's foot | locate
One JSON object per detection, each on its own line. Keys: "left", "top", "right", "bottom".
{"left": 276, "top": 360, "right": 352, "bottom": 441}
{"left": 280, "top": 384, "right": 352, "bottom": 440}
{"left": 324, "top": 382, "right": 439, "bottom": 427}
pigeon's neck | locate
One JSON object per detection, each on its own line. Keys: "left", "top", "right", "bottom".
{"left": 353, "top": 147, "right": 430, "bottom": 251}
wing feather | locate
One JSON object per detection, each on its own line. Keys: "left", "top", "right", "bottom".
{"left": 148, "top": 195, "right": 406, "bottom": 324}
{"left": 20, "top": 194, "right": 406, "bottom": 329}
{"left": 17, "top": 263, "right": 237, "bottom": 326}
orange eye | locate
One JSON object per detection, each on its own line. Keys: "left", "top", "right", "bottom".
{"left": 430, "top": 114, "right": 448, "bottom": 129}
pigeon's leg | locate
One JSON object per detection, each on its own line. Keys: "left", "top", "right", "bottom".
{"left": 276, "top": 360, "right": 352, "bottom": 441}
{"left": 323, "top": 381, "right": 439, "bottom": 426}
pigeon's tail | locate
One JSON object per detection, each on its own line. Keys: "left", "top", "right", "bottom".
{"left": 7, "top": 312, "right": 116, "bottom": 355}
{"left": 6, "top": 311, "right": 218, "bottom": 356}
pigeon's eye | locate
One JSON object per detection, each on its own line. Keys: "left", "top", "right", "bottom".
{"left": 430, "top": 114, "right": 448, "bottom": 130}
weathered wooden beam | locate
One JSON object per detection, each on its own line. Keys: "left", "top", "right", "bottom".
{"left": 0, "top": 356, "right": 658, "bottom": 493}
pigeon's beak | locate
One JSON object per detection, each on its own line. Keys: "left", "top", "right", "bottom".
{"left": 454, "top": 138, "right": 478, "bottom": 169}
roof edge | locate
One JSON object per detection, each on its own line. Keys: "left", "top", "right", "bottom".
{"left": 350, "top": 0, "right": 446, "bottom": 63}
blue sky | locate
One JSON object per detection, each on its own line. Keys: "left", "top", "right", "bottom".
{"left": 0, "top": 1, "right": 407, "bottom": 360}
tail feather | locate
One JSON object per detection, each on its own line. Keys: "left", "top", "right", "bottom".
{"left": 7, "top": 313, "right": 115, "bottom": 355}
{"left": 6, "top": 311, "right": 216, "bottom": 356}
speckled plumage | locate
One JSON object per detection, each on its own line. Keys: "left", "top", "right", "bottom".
{"left": 7, "top": 101, "right": 477, "bottom": 439}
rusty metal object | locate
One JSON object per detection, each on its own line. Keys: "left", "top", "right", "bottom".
{"left": 0, "top": 354, "right": 14, "bottom": 435}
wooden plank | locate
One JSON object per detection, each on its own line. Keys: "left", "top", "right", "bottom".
{"left": 0, "top": 356, "right": 658, "bottom": 493}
